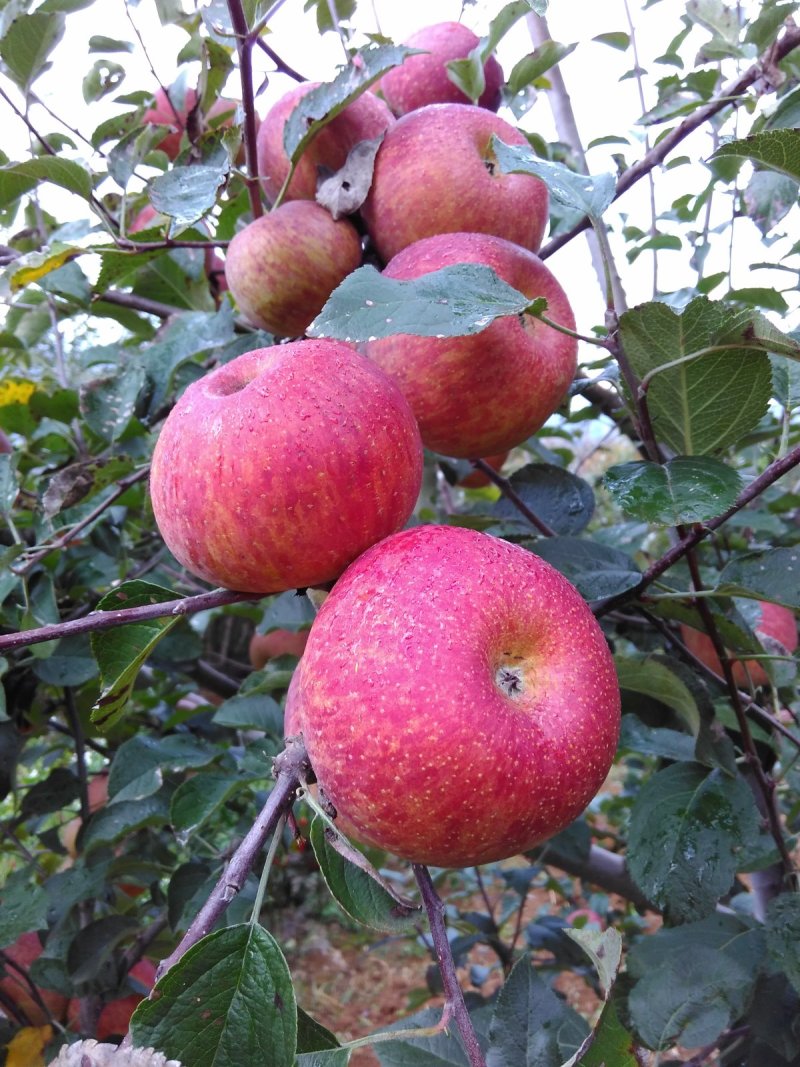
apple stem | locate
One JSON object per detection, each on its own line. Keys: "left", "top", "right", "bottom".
{"left": 413, "top": 864, "right": 488, "bottom": 1067}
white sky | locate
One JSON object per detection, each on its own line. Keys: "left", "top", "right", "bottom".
{"left": 2, "top": 0, "right": 796, "bottom": 337}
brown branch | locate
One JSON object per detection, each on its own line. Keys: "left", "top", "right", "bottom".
{"left": 155, "top": 738, "right": 309, "bottom": 980}
{"left": 413, "top": 865, "right": 487, "bottom": 1067}
{"left": 0, "top": 587, "right": 265, "bottom": 654}
{"left": 227, "top": 0, "right": 265, "bottom": 218}
{"left": 255, "top": 38, "right": 308, "bottom": 82}
{"left": 94, "top": 289, "right": 182, "bottom": 320}
{"left": 539, "top": 20, "right": 800, "bottom": 261}
{"left": 533, "top": 841, "right": 653, "bottom": 911}
{"left": 594, "top": 439, "right": 800, "bottom": 616}
{"left": 471, "top": 459, "right": 557, "bottom": 537}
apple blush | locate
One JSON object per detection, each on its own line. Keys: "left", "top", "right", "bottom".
{"left": 149, "top": 340, "right": 423, "bottom": 593}
{"left": 292, "top": 524, "right": 621, "bottom": 868}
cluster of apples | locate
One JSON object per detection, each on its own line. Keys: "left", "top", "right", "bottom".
{"left": 150, "top": 23, "right": 622, "bottom": 869}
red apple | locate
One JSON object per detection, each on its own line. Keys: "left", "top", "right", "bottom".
{"left": 376, "top": 22, "right": 504, "bottom": 116}
{"left": 0, "top": 932, "right": 69, "bottom": 1026}
{"left": 256, "top": 82, "right": 394, "bottom": 203}
{"left": 225, "top": 201, "right": 362, "bottom": 336}
{"left": 294, "top": 524, "right": 621, "bottom": 868}
{"left": 149, "top": 340, "right": 423, "bottom": 594}
{"left": 361, "top": 104, "right": 548, "bottom": 263}
{"left": 94, "top": 959, "right": 157, "bottom": 1040}
{"left": 458, "top": 451, "right": 510, "bottom": 489}
{"left": 364, "top": 232, "right": 577, "bottom": 458}
{"left": 249, "top": 628, "right": 309, "bottom": 669}
{"left": 143, "top": 87, "right": 238, "bottom": 161}
{"left": 680, "top": 601, "right": 798, "bottom": 688}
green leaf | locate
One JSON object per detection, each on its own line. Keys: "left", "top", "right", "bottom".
{"left": 32, "top": 634, "right": 98, "bottom": 687}
{"left": 714, "top": 129, "right": 800, "bottom": 182}
{"left": 604, "top": 456, "right": 743, "bottom": 526}
{"left": 171, "top": 773, "right": 260, "bottom": 834}
{"left": 627, "top": 913, "right": 764, "bottom": 1050}
{"left": 82, "top": 58, "right": 125, "bottom": 103}
{"left": 66, "top": 914, "right": 139, "bottom": 983}
{"left": 296, "top": 1007, "right": 340, "bottom": 1055}
{"left": 82, "top": 793, "right": 169, "bottom": 852}
{"left": 149, "top": 161, "right": 230, "bottom": 233}
{"left": 574, "top": 996, "right": 642, "bottom": 1067}
{"left": 491, "top": 464, "right": 595, "bottom": 535}
{"left": 619, "top": 716, "right": 697, "bottom": 763}
{"left": 88, "top": 34, "right": 133, "bottom": 52}
{"left": 728, "top": 286, "right": 789, "bottom": 312}
{"left": 593, "top": 31, "right": 630, "bottom": 50}
{"left": 0, "top": 11, "right": 64, "bottom": 90}
{"left": 308, "top": 816, "right": 420, "bottom": 933}
{"left": 109, "top": 733, "right": 218, "bottom": 803}
{"left": 766, "top": 895, "right": 800, "bottom": 995}
{"left": 79, "top": 364, "right": 146, "bottom": 441}
{"left": 485, "top": 2, "right": 539, "bottom": 57}
{"left": 507, "top": 41, "right": 577, "bottom": 95}
{"left": 20, "top": 767, "right": 80, "bottom": 817}
{"left": 0, "top": 871, "right": 50, "bottom": 948}
{"left": 0, "top": 157, "right": 92, "bottom": 210}
{"left": 90, "top": 581, "right": 184, "bottom": 731}
{"left": 564, "top": 928, "right": 622, "bottom": 998}
{"left": 715, "top": 547, "right": 800, "bottom": 608}
{"left": 491, "top": 137, "right": 616, "bottom": 218}
{"left": 529, "top": 537, "right": 641, "bottom": 602}
{"left": 212, "top": 694, "right": 284, "bottom": 733}
{"left": 130, "top": 924, "right": 297, "bottom": 1067}
{"left": 743, "top": 170, "right": 798, "bottom": 236}
{"left": 376, "top": 1004, "right": 493, "bottom": 1065}
{"left": 485, "top": 956, "right": 588, "bottom": 1066}
{"left": 283, "top": 45, "right": 419, "bottom": 162}
{"left": 627, "top": 763, "right": 761, "bottom": 923}
{"left": 308, "top": 264, "right": 530, "bottom": 343}
{"left": 618, "top": 297, "right": 773, "bottom": 455}
{"left": 0, "top": 452, "right": 19, "bottom": 515}
{"left": 446, "top": 44, "right": 486, "bottom": 104}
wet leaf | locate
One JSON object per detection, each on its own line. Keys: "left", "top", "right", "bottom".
{"left": 491, "top": 464, "right": 595, "bottom": 535}
{"left": 604, "top": 456, "right": 742, "bottom": 526}
{"left": 491, "top": 138, "right": 615, "bottom": 218}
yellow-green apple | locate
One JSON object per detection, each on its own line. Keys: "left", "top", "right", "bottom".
{"left": 0, "top": 932, "right": 69, "bottom": 1026}
{"left": 149, "top": 340, "right": 423, "bottom": 593}
{"left": 680, "top": 601, "right": 797, "bottom": 688}
{"left": 224, "top": 201, "right": 362, "bottom": 336}
{"left": 143, "top": 87, "right": 239, "bottom": 160}
{"left": 294, "top": 524, "right": 620, "bottom": 868}
{"left": 375, "top": 22, "right": 504, "bottom": 116}
{"left": 256, "top": 82, "right": 394, "bottom": 203}
{"left": 457, "top": 451, "right": 510, "bottom": 489}
{"left": 361, "top": 104, "right": 548, "bottom": 262}
{"left": 364, "top": 232, "right": 577, "bottom": 458}
{"left": 249, "top": 628, "right": 309, "bottom": 669}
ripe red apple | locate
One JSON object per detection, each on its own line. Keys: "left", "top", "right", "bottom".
{"left": 92, "top": 959, "right": 157, "bottom": 1040}
{"left": 225, "top": 201, "right": 362, "bottom": 336}
{"left": 680, "top": 601, "right": 798, "bottom": 688}
{"left": 256, "top": 82, "right": 394, "bottom": 203}
{"left": 361, "top": 104, "right": 548, "bottom": 263}
{"left": 0, "top": 932, "right": 69, "bottom": 1026}
{"left": 457, "top": 451, "right": 510, "bottom": 489}
{"left": 376, "top": 22, "right": 504, "bottom": 116}
{"left": 294, "top": 524, "right": 621, "bottom": 868}
{"left": 143, "top": 87, "right": 238, "bottom": 161}
{"left": 364, "top": 232, "right": 577, "bottom": 458}
{"left": 249, "top": 628, "right": 309, "bottom": 669}
{"left": 150, "top": 340, "right": 423, "bottom": 594}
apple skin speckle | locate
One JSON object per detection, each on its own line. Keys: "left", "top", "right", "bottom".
{"left": 291, "top": 525, "right": 621, "bottom": 868}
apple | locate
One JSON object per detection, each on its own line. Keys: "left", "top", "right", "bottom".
{"left": 128, "top": 203, "right": 162, "bottom": 234}
{"left": 149, "top": 339, "right": 423, "bottom": 594}
{"left": 361, "top": 103, "right": 549, "bottom": 263}
{"left": 249, "top": 628, "right": 309, "bottom": 669}
{"left": 224, "top": 201, "right": 362, "bottom": 336}
{"left": 0, "top": 932, "right": 69, "bottom": 1026}
{"left": 94, "top": 959, "right": 157, "bottom": 1040}
{"left": 256, "top": 82, "right": 394, "bottom": 203}
{"left": 364, "top": 232, "right": 577, "bottom": 458}
{"left": 376, "top": 22, "right": 504, "bottom": 116}
{"left": 680, "top": 601, "right": 798, "bottom": 688}
{"left": 294, "top": 524, "right": 621, "bottom": 868}
{"left": 457, "top": 451, "right": 510, "bottom": 489}
{"left": 143, "top": 86, "right": 238, "bottom": 161}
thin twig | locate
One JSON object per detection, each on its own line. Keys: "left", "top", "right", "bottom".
{"left": 539, "top": 21, "right": 800, "bottom": 260}
{"left": 227, "top": 0, "right": 265, "bottom": 218}
{"left": 255, "top": 38, "right": 308, "bottom": 82}
{"left": 471, "top": 460, "right": 557, "bottom": 537}
{"left": 0, "top": 587, "right": 266, "bottom": 653}
{"left": 413, "top": 865, "right": 487, "bottom": 1067}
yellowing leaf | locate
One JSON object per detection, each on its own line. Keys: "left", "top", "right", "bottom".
{"left": 6, "top": 1024, "right": 52, "bottom": 1067}
{"left": 9, "top": 245, "right": 82, "bottom": 293}
{"left": 0, "top": 380, "right": 36, "bottom": 407}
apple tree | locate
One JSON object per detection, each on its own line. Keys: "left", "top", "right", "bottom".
{"left": 0, "top": 0, "right": 800, "bottom": 1065}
